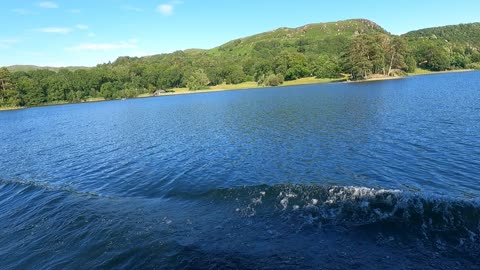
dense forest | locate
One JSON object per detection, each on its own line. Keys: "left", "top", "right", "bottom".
{"left": 1, "top": 19, "right": 480, "bottom": 108}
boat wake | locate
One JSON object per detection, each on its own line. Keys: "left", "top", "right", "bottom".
{"left": 168, "top": 184, "right": 480, "bottom": 252}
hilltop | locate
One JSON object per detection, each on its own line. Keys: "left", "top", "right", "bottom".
{"left": 210, "top": 19, "right": 387, "bottom": 57}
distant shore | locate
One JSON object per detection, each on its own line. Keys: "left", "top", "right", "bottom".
{"left": 0, "top": 69, "right": 476, "bottom": 112}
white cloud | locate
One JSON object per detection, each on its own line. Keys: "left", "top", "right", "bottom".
{"left": 156, "top": 4, "right": 173, "bottom": 16}
{"left": 0, "top": 39, "right": 19, "bottom": 49}
{"left": 75, "top": 24, "right": 89, "bottom": 30}
{"left": 38, "top": 27, "right": 72, "bottom": 34}
{"left": 38, "top": 2, "right": 58, "bottom": 9}
{"left": 66, "top": 41, "right": 138, "bottom": 51}
{"left": 87, "top": 32, "right": 96, "bottom": 38}
{"left": 122, "top": 5, "right": 143, "bottom": 12}
{"left": 0, "top": 39, "right": 19, "bottom": 43}
{"left": 12, "top": 9, "right": 33, "bottom": 15}
{"left": 22, "top": 51, "right": 45, "bottom": 56}
{"left": 70, "top": 9, "right": 81, "bottom": 13}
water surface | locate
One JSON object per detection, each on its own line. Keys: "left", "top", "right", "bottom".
{"left": 1, "top": 72, "right": 479, "bottom": 269}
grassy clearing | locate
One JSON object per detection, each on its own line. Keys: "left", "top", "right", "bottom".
{"left": 167, "top": 77, "right": 346, "bottom": 95}
{"left": 282, "top": 76, "right": 347, "bottom": 86}
{"left": 84, "top": 97, "right": 105, "bottom": 102}
{"left": 407, "top": 68, "right": 436, "bottom": 76}
{"left": 170, "top": 81, "right": 260, "bottom": 94}
{"left": 0, "top": 106, "right": 24, "bottom": 111}
{"left": 208, "top": 81, "right": 260, "bottom": 90}
{"left": 408, "top": 68, "right": 474, "bottom": 76}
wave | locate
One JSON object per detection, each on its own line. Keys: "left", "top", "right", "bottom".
{"left": 168, "top": 184, "right": 480, "bottom": 247}
{"left": 2, "top": 178, "right": 479, "bottom": 250}
{"left": 0, "top": 178, "right": 106, "bottom": 199}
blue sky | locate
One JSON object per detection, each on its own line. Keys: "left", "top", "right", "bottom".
{"left": 1, "top": 0, "right": 479, "bottom": 67}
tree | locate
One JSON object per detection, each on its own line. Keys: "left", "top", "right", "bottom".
{"left": 46, "top": 76, "right": 69, "bottom": 102}
{"left": 345, "top": 34, "right": 410, "bottom": 79}
{"left": 345, "top": 34, "right": 375, "bottom": 79}
{"left": 273, "top": 51, "right": 310, "bottom": 80}
{"left": 0, "top": 68, "right": 20, "bottom": 107}
{"left": 451, "top": 52, "right": 469, "bottom": 68}
{"left": 157, "top": 66, "right": 184, "bottom": 89}
{"left": 100, "top": 82, "right": 115, "bottom": 100}
{"left": 385, "top": 37, "right": 408, "bottom": 75}
{"left": 242, "top": 58, "right": 256, "bottom": 76}
{"left": 314, "top": 55, "right": 342, "bottom": 78}
{"left": 414, "top": 41, "right": 451, "bottom": 71}
{"left": 206, "top": 67, "right": 225, "bottom": 86}
{"left": 253, "top": 61, "right": 273, "bottom": 81}
{"left": 17, "top": 77, "right": 45, "bottom": 106}
{"left": 405, "top": 55, "right": 417, "bottom": 73}
{"left": 186, "top": 69, "right": 209, "bottom": 91}
{"left": 225, "top": 65, "right": 246, "bottom": 84}
{"left": 258, "top": 74, "right": 284, "bottom": 86}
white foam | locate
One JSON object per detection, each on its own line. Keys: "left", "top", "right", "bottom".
{"left": 280, "top": 197, "right": 289, "bottom": 210}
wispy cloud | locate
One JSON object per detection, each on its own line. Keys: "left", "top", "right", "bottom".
{"left": 66, "top": 41, "right": 139, "bottom": 51}
{"left": 38, "top": 1, "right": 58, "bottom": 9}
{"left": 0, "top": 39, "right": 19, "bottom": 49}
{"left": 87, "top": 32, "right": 96, "bottom": 38}
{"left": 156, "top": 4, "right": 173, "bottom": 16}
{"left": 75, "top": 24, "right": 89, "bottom": 30}
{"left": 22, "top": 51, "right": 45, "bottom": 57}
{"left": 43, "top": 62, "right": 67, "bottom": 67}
{"left": 38, "top": 27, "right": 72, "bottom": 34}
{"left": 69, "top": 9, "right": 81, "bottom": 13}
{"left": 156, "top": 1, "right": 183, "bottom": 16}
{"left": 12, "top": 9, "right": 33, "bottom": 15}
{"left": 122, "top": 5, "right": 143, "bottom": 12}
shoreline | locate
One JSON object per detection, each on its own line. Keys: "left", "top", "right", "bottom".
{"left": 348, "top": 75, "right": 405, "bottom": 83}
{"left": 1, "top": 69, "right": 476, "bottom": 112}
{"left": 407, "top": 68, "right": 474, "bottom": 77}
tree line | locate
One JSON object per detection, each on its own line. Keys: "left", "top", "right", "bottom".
{"left": 1, "top": 31, "right": 479, "bottom": 108}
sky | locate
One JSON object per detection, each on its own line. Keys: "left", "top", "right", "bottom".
{"left": 1, "top": 0, "right": 479, "bottom": 67}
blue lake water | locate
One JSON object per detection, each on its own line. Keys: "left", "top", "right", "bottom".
{"left": 0, "top": 71, "right": 479, "bottom": 269}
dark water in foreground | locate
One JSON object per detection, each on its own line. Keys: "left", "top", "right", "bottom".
{"left": 1, "top": 72, "right": 480, "bottom": 269}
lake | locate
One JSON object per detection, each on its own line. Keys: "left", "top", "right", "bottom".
{"left": 0, "top": 71, "right": 479, "bottom": 269}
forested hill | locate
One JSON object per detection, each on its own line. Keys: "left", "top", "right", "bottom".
{"left": 402, "top": 23, "right": 480, "bottom": 71}
{"left": 403, "top": 23, "right": 480, "bottom": 49}
{"left": 6, "top": 65, "right": 88, "bottom": 73}
{"left": 210, "top": 19, "right": 387, "bottom": 57}
{"left": 1, "top": 19, "right": 480, "bottom": 108}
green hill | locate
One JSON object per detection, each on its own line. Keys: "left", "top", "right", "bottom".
{"left": 402, "top": 23, "right": 480, "bottom": 70}
{"left": 6, "top": 65, "right": 89, "bottom": 73}
{"left": 210, "top": 19, "right": 387, "bottom": 57}
{"left": 403, "top": 23, "right": 480, "bottom": 49}
{"left": 108, "top": 19, "right": 393, "bottom": 86}
{"left": 2, "top": 19, "right": 480, "bottom": 108}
